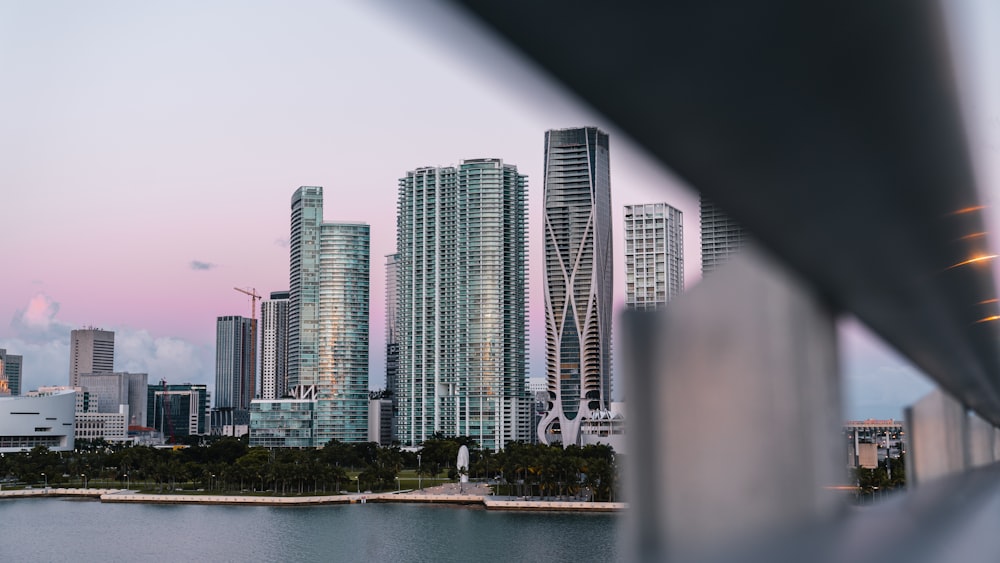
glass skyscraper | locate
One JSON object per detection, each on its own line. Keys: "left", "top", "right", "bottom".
{"left": 214, "top": 315, "right": 256, "bottom": 410}
{"left": 624, "top": 202, "right": 684, "bottom": 310}
{"left": 260, "top": 291, "right": 289, "bottom": 400}
{"left": 286, "top": 186, "right": 370, "bottom": 445}
{"left": 538, "top": 127, "right": 614, "bottom": 447}
{"left": 396, "top": 159, "right": 528, "bottom": 451}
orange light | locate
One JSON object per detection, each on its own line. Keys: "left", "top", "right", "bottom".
{"left": 951, "top": 205, "right": 987, "bottom": 215}
{"left": 976, "top": 316, "right": 1000, "bottom": 324}
{"left": 960, "top": 232, "right": 989, "bottom": 240}
{"left": 979, "top": 299, "right": 999, "bottom": 305}
{"left": 948, "top": 255, "right": 998, "bottom": 269}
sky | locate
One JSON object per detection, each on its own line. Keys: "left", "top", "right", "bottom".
{"left": 1, "top": 0, "right": 998, "bottom": 421}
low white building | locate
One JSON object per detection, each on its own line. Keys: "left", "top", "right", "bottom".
{"left": 0, "top": 389, "right": 76, "bottom": 452}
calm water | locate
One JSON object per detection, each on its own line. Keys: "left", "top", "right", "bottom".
{"left": 0, "top": 498, "right": 620, "bottom": 562}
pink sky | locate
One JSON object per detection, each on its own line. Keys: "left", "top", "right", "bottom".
{"left": 3, "top": 0, "right": 998, "bottom": 419}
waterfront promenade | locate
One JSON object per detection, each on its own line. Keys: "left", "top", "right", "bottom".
{"left": 0, "top": 486, "right": 626, "bottom": 512}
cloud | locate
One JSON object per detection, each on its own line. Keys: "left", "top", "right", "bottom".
{"left": 274, "top": 237, "right": 289, "bottom": 248}
{"left": 115, "top": 329, "right": 214, "bottom": 387}
{"left": 10, "top": 293, "right": 72, "bottom": 343}
{"left": 190, "top": 260, "right": 216, "bottom": 271}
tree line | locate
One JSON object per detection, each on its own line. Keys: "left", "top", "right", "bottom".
{"left": 0, "top": 436, "right": 619, "bottom": 501}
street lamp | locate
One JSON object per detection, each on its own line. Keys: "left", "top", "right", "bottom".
{"left": 418, "top": 454, "right": 422, "bottom": 491}
{"left": 41, "top": 473, "right": 47, "bottom": 489}
{"left": 356, "top": 476, "right": 360, "bottom": 494}
{"left": 81, "top": 474, "right": 87, "bottom": 489}
{"left": 125, "top": 473, "right": 130, "bottom": 491}
{"left": 210, "top": 473, "right": 215, "bottom": 492}
{"left": 396, "top": 476, "right": 400, "bottom": 492}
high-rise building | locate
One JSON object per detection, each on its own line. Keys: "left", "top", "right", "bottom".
{"left": 384, "top": 253, "right": 400, "bottom": 439}
{"left": 78, "top": 371, "right": 148, "bottom": 427}
{"left": 700, "top": 195, "right": 747, "bottom": 276}
{"left": 538, "top": 127, "right": 614, "bottom": 447}
{"left": 69, "top": 328, "right": 114, "bottom": 387}
{"left": 286, "top": 186, "right": 370, "bottom": 445}
{"left": 214, "top": 315, "right": 256, "bottom": 411}
{"left": 261, "top": 291, "right": 290, "bottom": 400}
{"left": 147, "top": 382, "right": 209, "bottom": 438}
{"left": 0, "top": 349, "right": 22, "bottom": 396}
{"left": 396, "top": 158, "right": 528, "bottom": 451}
{"left": 624, "top": 203, "right": 684, "bottom": 310}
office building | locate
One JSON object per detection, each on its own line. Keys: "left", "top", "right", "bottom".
{"left": 215, "top": 315, "right": 256, "bottom": 410}
{"left": 261, "top": 291, "right": 290, "bottom": 400}
{"left": 0, "top": 348, "right": 22, "bottom": 396}
{"left": 78, "top": 372, "right": 148, "bottom": 427}
{"left": 249, "top": 399, "right": 315, "bottom": 448}
{"left": 286, "top": 186, "right": 370, "bottom": 445}
{"left": 0, "top": 389, "right": 76, "bottom": 452}
{"left": 397, "top": 158, "right": 529, "bottom": 451}
{"left": 69, "top": 327, "right": 114, "bottom": 387}
{"left": 538, "top": 127, "right": 614, "bottom": 447}
{"left": 700, "top": 195, "right": 747, "bottom": 276}
{"left": 624, "top": 203, "right": 684, "bottom": 310}
{"left": 385, "top": 252, "right": 400, "bottom": 440}
{"left": 147, "top": 382, "right": 209, "bottom": 439}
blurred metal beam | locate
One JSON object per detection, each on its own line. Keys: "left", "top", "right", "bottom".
{"left": 450, "top": 1, "right": 1000, "bottom": 424}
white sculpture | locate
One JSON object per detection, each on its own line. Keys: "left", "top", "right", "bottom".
{"left": 457, "top": 445, "right": 470, "bottom": 484}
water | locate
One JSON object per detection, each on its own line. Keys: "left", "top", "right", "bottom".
{"left": 0, "top": 498, "right": 620, "bottom": 562}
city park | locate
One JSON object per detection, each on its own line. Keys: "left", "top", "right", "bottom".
{"left": 0, "top": 436, "right": 620, "bottom": 502}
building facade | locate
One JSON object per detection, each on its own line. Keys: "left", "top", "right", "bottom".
{"left": 0, "top": 348, "right": 22, "bottom": 396}
{"left": 147, "top": 383, "right": 209, "bottom": 439}
{"left": 78, "top": 372, "right": 148, "bottom": 427}
{"left": 538, "top": 127, "right": 614, "bottom": 447}
{"left": 368, "top": 396, "right": 393, "bottom": 445}
{"left": 0, "top": 389, "right": 76, "bottom": 452}
{"left": 261, "top": 291, "right": 290, "bottom": 400}
{"left": 215, "top": 315, "right": 256, "bottom": 411}
{"left": 69, "top": 327, "right": 114, "bottom": 387}
{"left": 249, "top": 399, "right": 315, "bottom": 448}
{"left": 624, "top": 203, "right": 684, "bottom": 310}
{"left": 396, "top": 158, "right": 529, "bottom": 451}
{"left": 700, "top": 195, "right": 747, "bottom": 276}
{"left": 385, "top": 253, "right": 400, "bottom": 440}
{"left": 285, "top": 186, "right": 370, "bottom": 446}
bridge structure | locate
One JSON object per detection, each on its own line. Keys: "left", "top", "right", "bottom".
{"left": 393, "top": 1, "right": 1000, "bottom": 561}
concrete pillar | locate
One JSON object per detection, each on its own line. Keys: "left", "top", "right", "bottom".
{"left": 905, "top": 388, "right": 968, "bottom": 486}
{"left": 623, "top": 246, "right": 842, "bottom": 561}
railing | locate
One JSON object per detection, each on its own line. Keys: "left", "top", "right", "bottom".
{"left": 436, "top": 1, "right": 1000, "bottom": 561}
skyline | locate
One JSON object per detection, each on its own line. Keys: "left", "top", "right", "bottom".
{"left": 4, "top": 1, "right": 995, "bottom": 421}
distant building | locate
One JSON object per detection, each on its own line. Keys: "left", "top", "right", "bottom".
{"left": 286, "top": 186, "right": 370, "bottom": 446}
{"left": 260, "top": 291, "right": 290, "bottom": 400}
{"left": 845, "top": 418, "right": 904, "bottom": 469}
{"left": 249, "top": 399, "right": 315, "bottom": 448}
{"left": 0, "top": 348, "right": 22, "bottom": 396}
{"left": 579, "top": 401, "right": 626, "bottom": 454}
{"left": 1, "top": 389, "right": 76, "bottom": 452}
{"left": 368, "top": 395, "right": 393, "bottom": 445}
{"left": 539, "top": 127, "right": 614, "bottom": 447}
{"left": 700, "top": 196, "right": 747, "bottom": 276}
{"left": 76, "top": 407, "right": 129, "bottom": 443}
{"left": 69, "top": 327, "right": 114, "bottom": 387}
{"left": 78, "top": 372, "right": 148, "bottom": 427}
{"left": 385, "top": 253, "right": 400, "bottom": 441}
{"left": 396, "top": 159, "right": 529, "bottom": 450}
{"left": 624, "top": 203, "right": 684, "bottom": 310}
{"left": 147, "top": 382, "right": 209, "bottom": 439}
{"left": 215, "top": 315, "right": 256, "bottom": 411}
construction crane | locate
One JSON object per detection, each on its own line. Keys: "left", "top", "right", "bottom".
{"left": 234, "top": 286, "right": 261, "bottom": 409}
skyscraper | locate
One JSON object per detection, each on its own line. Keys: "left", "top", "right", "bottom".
{"left": 624, "top": 202, "right": 684, "bottom": 310}
{"left": 287, "top": 186, "right": 370, "bottom": 445}
{"left": 385, "top": 253, "right": 400, "bottom": 440}
{"left": 0, "top": 349, "right": 22, "bottom": 396}
{"left": 538, "top": 127, "right": 613, "bottom": 447}
{"left": 147, "top": 382, "right": 209, "bottom": 438}
{"left": 396, "top": 158, "right": 528, "bottom": 451}
{"left": 69, "top": 328, "right": 114, "bottom": 387}
{"left": 215, "top": 315, "right": 256, "bottom": 410}
{"left": 78, "top": 371, "right": 148, "bottom": 427}
{"left": 260, "top": 291, "right": 289, "bottom": 400}
{"left": 700, "top": 195, "right": 747, "bottom": 276}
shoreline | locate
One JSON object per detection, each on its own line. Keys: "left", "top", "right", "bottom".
{"left": 0, "top": 487, "right": 626, "bottom": 512}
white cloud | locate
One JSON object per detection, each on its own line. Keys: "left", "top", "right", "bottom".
{"left": 115, "top": 329, "right": 214, "bottom": 387}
